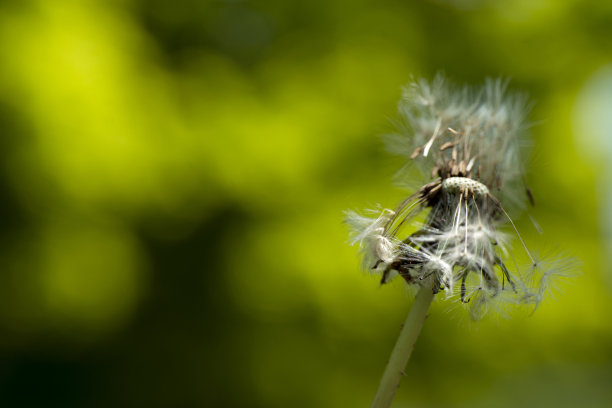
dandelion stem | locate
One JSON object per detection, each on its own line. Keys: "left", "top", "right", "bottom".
{"left": 371, "top": 280, "right": 435, "bottom": 408}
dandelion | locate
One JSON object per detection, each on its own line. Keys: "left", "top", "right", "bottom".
{"left": 345, "top": 75, "right": 572, "bottom": 408}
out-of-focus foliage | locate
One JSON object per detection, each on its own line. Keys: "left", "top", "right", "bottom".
{"left": 0, "top": 0, "right": 610, "bottom": 407}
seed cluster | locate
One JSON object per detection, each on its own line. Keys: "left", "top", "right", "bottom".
{"left": 346, "top": 76, "right": 570, "bottom": 319}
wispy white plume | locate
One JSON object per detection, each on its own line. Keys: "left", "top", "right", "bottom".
{"left": 345, "top": 75, "right": 574, "bottom": 319}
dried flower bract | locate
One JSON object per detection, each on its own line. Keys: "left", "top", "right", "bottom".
{"left": 346, "top": 75, "right": 570, "bottom": 319}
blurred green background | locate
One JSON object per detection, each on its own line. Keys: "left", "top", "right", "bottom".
{"left": 0, "top": 0, "right": 611, "bottom": 407}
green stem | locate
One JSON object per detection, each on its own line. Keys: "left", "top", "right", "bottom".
{"left": 370, "top": 282, "right": 435, "bottom": 408}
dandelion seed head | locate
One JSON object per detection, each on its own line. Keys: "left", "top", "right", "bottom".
{"left": 345, "top": 75, "right": 574, "bottom": 319}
